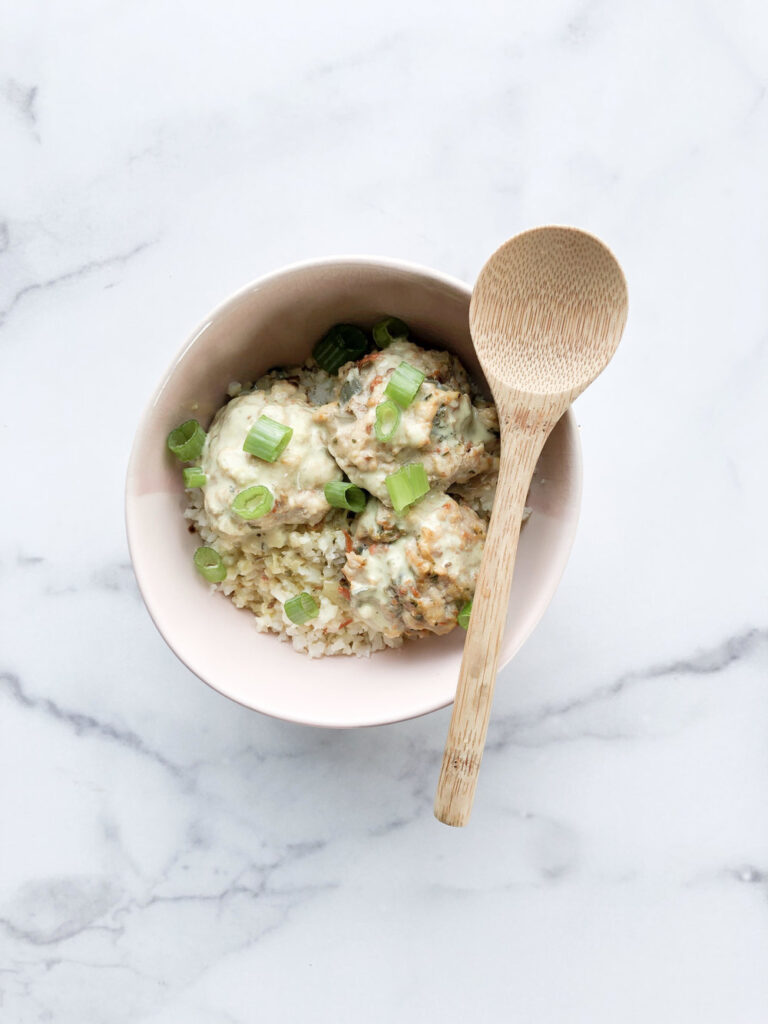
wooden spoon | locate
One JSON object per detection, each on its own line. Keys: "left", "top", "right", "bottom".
{"left": 434, "top": 226, "right": 628, "bottom": 827}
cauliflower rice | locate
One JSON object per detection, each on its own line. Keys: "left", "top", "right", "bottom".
{"left": 185, "top": 496, "right": 402, "bottom": 657}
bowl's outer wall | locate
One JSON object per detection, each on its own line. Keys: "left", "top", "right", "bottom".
{"left": 126, "top": 258, "right": 582, "bottom": 727}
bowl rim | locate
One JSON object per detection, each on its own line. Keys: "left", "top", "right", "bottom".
{"left": 126, "top": 254, "right": 582, "bottom": 728}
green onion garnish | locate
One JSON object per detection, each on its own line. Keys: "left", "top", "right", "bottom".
{"left": 374, "top": 400, "right": 401, "bottom": 442}
{"left": 193, "top": 546, "right": 227, "bottom": 583}
{"left": 232, "top": 485, "right": 274, "bottom": 520}
{"left": 372, "top": 316, "right": 410, "bottom": 349}
{"left": 324, "top": 480, "right": 367, "bottom": 513}
{"left": 243, "top": 416, "right": 293, "bottom": 462}
{"left": 167, "top": 419, "right": 206, "bottom": 462}
{"left": 284, "top": 592, "right": 320, "bottom": 625}
{"left": 313, "top": 324, "right": 369, "bottom": 374}
{"left": 183, "top": 467, "right": 206, "bottom": 489}
{"left": 385, "top": 463, "right": 430, "bottom": 513}
{"left": 457, "top": 600, "right": 472, "bottom": 630}
{"left": 385, "top": 361, "right": 425, "bottom": 409}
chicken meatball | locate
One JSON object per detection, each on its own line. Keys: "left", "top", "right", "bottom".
{"left": 201, "top": 380, "right": 342, "bottom": 548}
{"left": 315, "top": 340, "right": 497, "bottom": 504}
{"left": 342, "top": 491, "right": 486, "bottom": 638}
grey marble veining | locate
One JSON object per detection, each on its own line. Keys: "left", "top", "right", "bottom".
{"left": 0, "top": 239, "right": 155, "bottom": 327}
{"left": 2, "top": 1, "right": 768, "bottom": 1021}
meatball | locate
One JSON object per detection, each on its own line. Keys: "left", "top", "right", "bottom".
{"left": 342, "top": 491, "right": 486, "bottom": 638}
{"left": 315, "top": 340, "right": 497, "bottom": 504}
{"left": 201, "top": 380, "right": 342, "bottom": 547}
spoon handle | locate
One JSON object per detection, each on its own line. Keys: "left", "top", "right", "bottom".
{"left": 434, "top": 411, "right": 552, "bottom": 826}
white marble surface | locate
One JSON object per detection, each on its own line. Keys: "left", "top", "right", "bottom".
{"left": 2, "top": 1, "right": 767, "bottom": 1020}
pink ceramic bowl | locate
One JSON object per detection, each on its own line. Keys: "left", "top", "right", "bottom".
{"left": 126, "top": 257, "right": 582, "bottom": 728}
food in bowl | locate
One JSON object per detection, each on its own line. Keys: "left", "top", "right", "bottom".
{"left": 168, "top": 317, "right": 528, "bottom": 658}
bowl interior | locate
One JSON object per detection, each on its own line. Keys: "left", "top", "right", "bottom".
{"left": 126, "top": 259, "right": 581, "bottom": 727}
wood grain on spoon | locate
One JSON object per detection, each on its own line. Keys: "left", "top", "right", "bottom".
{"left": 434, "top": 226, "right": 628, "bottom": 827}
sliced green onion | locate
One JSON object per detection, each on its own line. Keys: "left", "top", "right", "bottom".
{"left": 374, "top": 400, "right": 401, "bottom": 442}
{"left": 313, "top": 324, "right": 369, "bottom": 374}
{"left": 183, "top": 467, "right": 206, "bottom": 489}
{"left": 284, "top": 592, "right": 319, "bottom": 625}
{"left": 372, "top": 316, "right": 410, "bottom": 349}
{"left": 232, "top": 485, "right": 274, "bottom": 520}
{"left": 385, "top": 361, "right": 425, "bottom": 409}
{"left": 324, "top": 480, "right": 366, "bottom": 513}
{"left": 193, "top": 546, "right": 227, "bottom": 583}
{"left": 167, "top": 419, "right": 206, "bottom": 461}
{"left": 243, "top": 416, "right": 293, "bottom": 462}
{"left": 457, "top": 600, "right": 472, "bottom": 630}
{"left": 385, "top": 463, "right": 430, "bottom": 513}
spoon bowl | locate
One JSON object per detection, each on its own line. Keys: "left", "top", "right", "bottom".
{"left": 435, "top": 227, "right": 628, "bottom": 827}
{"left": 470, "top": 227, "right": 629, "bottom": 398}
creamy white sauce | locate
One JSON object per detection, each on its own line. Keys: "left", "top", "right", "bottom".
{"left": 350, "top": 536, "right": 411, "bottom": 634}
{"left": 201, "top": 382, "right": 341, "bottom": 545}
